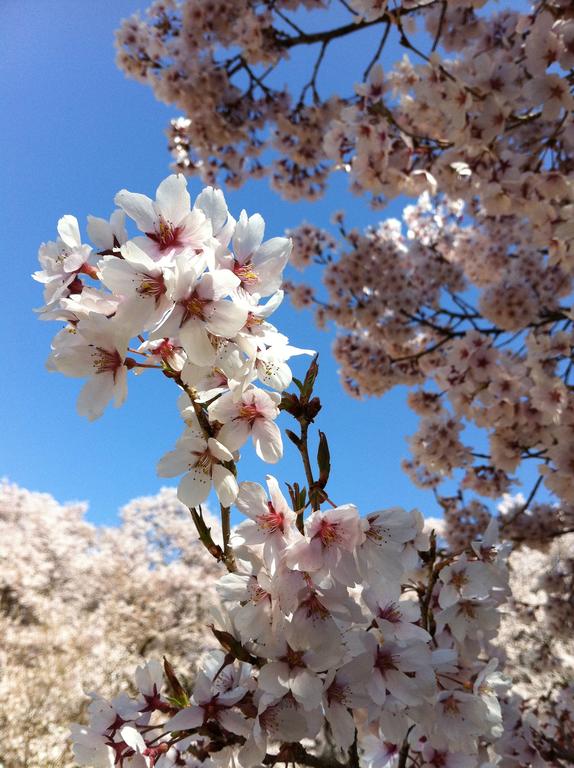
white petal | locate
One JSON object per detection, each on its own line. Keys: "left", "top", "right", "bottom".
{"left": 233, "top": 211, "right": 265, "bottom": 261}
{"left": 290, "top": 669, "right": 323, "bottom": 710}
{"left": 206, "top": 300, "right": 248, "bottom": 338}
{"left": 121, "top": 241, "right": 158, "bottom": 272}
{"left": 76, "top": 375, "right": 114, "bottom": 421}
{"left": 177, "top": 468, "right": 212, "bottom": 507}
{"left": 180, "top": 321, "right": 216, "bottom": 367}
{"left": 218, "top": 709, "right": 251, "bottom": 737}
{"left": 236, "top": 481, "right": 268, "bottom": 520}
{"left": 57, "top": 215, "right": 81, "bottom": 248}
{"left": 165, "top": 706, "right": 203, "bottom": 732}
{"left": 217, "top": 420, "right": 251, "bottom": 452}
{"left": 87, "top": 215, "right": 112, "bottom": 249}
{"left": 252, "top": 419, "right": 283, "bottom": 463}
{"left": 199, "top": 270, "right": 240, "bottom": 300}
{"left": 326, "top": 703, "right": 356, "bottom": 749}
{"left": 213, "top": 464, "right": 239, "bottom": 507}
{"left": 194, "top": 186, "right": 229, "bottom": 235}
{"left": 208, "top": 437, "right": 234, "bottom": 462}
{"left": 115, "top": 189, "right": 156, "bottom": 232}
{"left": 155, "top": 174, "right": 191, "bottom": 225}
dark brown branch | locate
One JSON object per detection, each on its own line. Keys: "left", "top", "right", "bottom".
{"left": 363, "top": 21, "right": 391, "bottom": 81}
{"left": 220, "top": 504, "right": 236, "bottom": 572}
{"left": 501, "top": 474, "right": 544, "bottom": 530}
{"left": 431, "top": 0, "right": 447, "bottom": 52}
{"left": 263, "top": 744, "right": 346, "bottom": 768}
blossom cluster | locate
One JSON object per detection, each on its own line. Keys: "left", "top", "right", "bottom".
{"left": 0, "top": 481, "right": 220, "bottom": 768}
{"left": 287, "top": 195, "right": 574, "bottom": 523}
{"left": 430, "top": 504, "right": 574, "bottom": 768}
{"left": 35, "top": 173, "right": 312, "bottom": 511}
{"left": 72, "top": 496, "right": 511, "bottom": 768}
{"left": 115, "top": 0, "right": 574, "bottom": 266}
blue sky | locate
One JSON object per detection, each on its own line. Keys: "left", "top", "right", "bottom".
{"left": 1, "top": 0, "right": 537, "bottom": 525}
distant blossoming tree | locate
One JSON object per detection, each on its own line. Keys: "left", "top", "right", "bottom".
{"left": 0, "top": 481, "right": 219, "bottom": 768}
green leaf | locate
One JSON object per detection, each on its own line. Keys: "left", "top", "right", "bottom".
{"left": 317, "top": 430, "right": 331, "bottom": 489}
{"left": 300, "top": 355, "right": 319, "bottom": 403}
{"left": 163, "top": 657, "right": 189, "bottom": 707}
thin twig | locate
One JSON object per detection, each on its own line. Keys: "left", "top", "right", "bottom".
{"left": 363, "top": 21, "right": 391, "bottom": 81}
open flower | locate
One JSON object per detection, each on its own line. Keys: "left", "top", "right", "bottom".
{"left": 157, "top": 432, "right": 238, "bottom": 507}
{"left": 208, "top": 386, "right": 283, "bottom": 463}
{"left": 115, "top": 174, "right": 213, "bottom": 260}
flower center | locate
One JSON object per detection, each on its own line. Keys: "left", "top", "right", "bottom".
{"left": 146, "top": 217, "right": 184, "bottom": 252}
{"left": 193, "top": 450, "right": 215, "bottom": 474}
{"left": 375, "top": 647, "right": 398, "bottom": 674}
{"left": 238, "top": 403, "right": 261, "bottom": 424}
{"left": 284, "top": 645, "right": 306, "bottom": 669}
{"left": 256, "top": 502, "right": 285, "bottom": 534}
{"left": 441, "top": 695, "right": 460, "bottom": 715}
{"left": 233, "top": 260, "right": 259, "bottom": 287}
{"left": 181, "top": 292, "right": 209, "bottom": 323}
{"left": 301, "top": 592, "right": 330, "bottom": 620}
{"left": 137, "top": 274, "right": 166, "bottom": 305}
{"left": 327, "top": 681, "right": 347, "bottom": 706}
{"left": 92, "top": 347, "right": 122, "bottom": 376}
{"left": 317, "top": 519, "right": 340, "bottom": 548}
{"left": 245, "top": 312, "right": 264, "bottom": 329}
{"left": 378, "top": 602, "right": 402, "bottom": 624}
{"left": 450, "top": 570, "right": 469, "bottom": 590}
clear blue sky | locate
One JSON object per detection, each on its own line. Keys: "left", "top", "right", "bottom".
{"left": 1, "top": 0, "right": 536, "bottom": 525}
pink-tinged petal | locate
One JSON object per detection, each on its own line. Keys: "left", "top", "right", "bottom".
{"left": 208, "top": 437, "right": 234, "bottom": 463}
{"left": 114, "top": 189, "right": 156, "bottom": 232}
{"left": 120, "top": 241, "right": 158, "bottom": 272}
{"left": 213, "top": 464, "right": 239, "bottom": 507}
{"left": 165, "top": 706, "right": 203, "bottom": 732}
{"left": 254, "top": 237, "right": 291, "bottom": 268}
{"left": 206, "top": 300, "right": 248, "bottom": 338}
{"left": 386, "top": 670, "right": 422, "bottom": 705}
{"left": 113, "top": 367, "right": 128, "bottom": 409}
{"left": 238, "top": 731, "right": 266, "bottom": 768}
{"left": 290, "top": 669, "right": 323, "bottom": 711}
{"left": 217, "top": 420, "right": 251, "bottom": 452}
{"left": 207, "top": 391, "right": 237, "bottom": 423}
{"left": 120, "top": 726, "right": 146, "bottom": 753}
{"left": 252, "top": 419, "right": 283, "bottom": 464}
{"left": 438, "top": 584, "right": 459, "bottom": 609}
{"left": 258, "top": 662, "right": 290, "bottom": 696}
{"left": 284, "top": 537, "right": 323, "bottom": 572}
{"left": 77, "top": 375, "right": 114, "bottom": 421}
{"left": 233, "top": 211, "right": 265, "bottom": 261}
{"left": 155, "top": 174, "right": 191, "bottom": 225}
{"left": 266, "top": 475, "right": 290, "bottom": 514}
{"left": 366, "top": 670, "right": 387, "bottom": 706}
{"left": 180, "top": 321, "right": 216, "bottom": 367}
{"left": 57, "top": 215, "right": 81, "bottom": 248}
{"left": 198, "top": 270, "right": 240, "bottom": 300}
{"left": 236, "top": 481, "right": 268, "bottom": 520}
{"left": 194, "top": 187, "right": 229, "bottom": 235}
{"left": 326, "top": 702, "right": 355, "bottom": 749}
{"left": 218, "top": 709, "right": 251, "bottom": 738}
{"left": 178, "top": 468, "right": 212, "bottom": 507}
